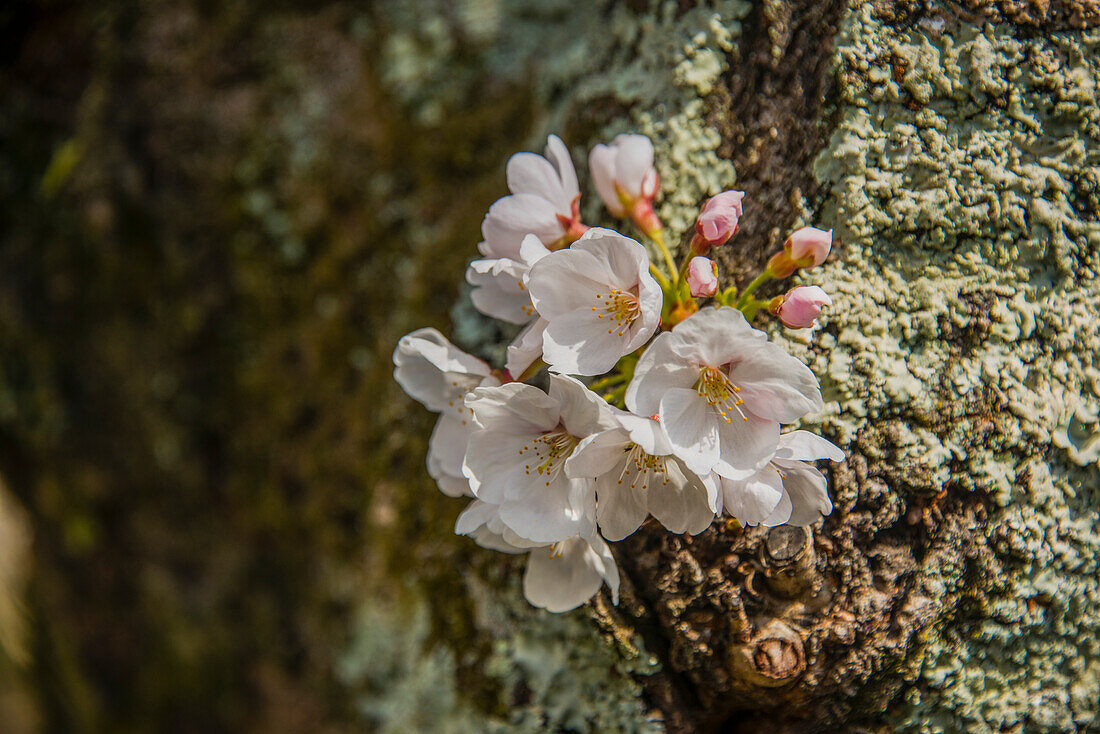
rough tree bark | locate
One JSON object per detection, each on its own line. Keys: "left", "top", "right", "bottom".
{"left": 1, "top": 1, "right": 1099, "bottom": 733}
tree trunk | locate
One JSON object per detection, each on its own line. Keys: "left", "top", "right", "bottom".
{"left": 1, "top": 1, "right": 1099, "bottom": 732}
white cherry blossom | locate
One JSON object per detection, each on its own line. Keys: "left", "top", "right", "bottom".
{"left": 393, "top": 328, "right": 500, "bottom": 497}
{"left": 462, "top": 373, "right": 615, "bottom": 543}
{"left": 588, "top": 134, "right": 658, "bottom": 218}
{"left": 526, "top": 228, "right": 662, "bottom": 376}
{"left": 566, "top": 409, "right": 717, "bottom": 541}
{"left": 455, "top": 499, "right": 619, "bottom": 612}
{"left": 720, "top": 430, "right": 843, "bottom": 527}
{"left": 466, "top": 234, "right": 551, "bottom": 325}
{"left": 480, "top": 135, "right": 586, "bottom": 260}
{"left": 625, "top": 307, "right": 823, "bottom": 480}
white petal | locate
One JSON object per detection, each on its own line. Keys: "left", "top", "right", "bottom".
{"left": 614, "top": 412, "right": 670, "bottom": 456}
{"left": 700, "top": 471, "right": 721, "bottom": 513}
{"left": 612, "top": 134, "right": 654, "bottom": 197}
{"left": 621, "top": 304, "right": 661, "bottom": 357}
{"left": 721, "top": 468, "right": 785, "bottom": 526}
{"left": 464, "top": 382, "right": 559, "bottom": 432}
{"left": 625, "top": 333, "right": 698, "bottom": 417}
{"left": 544, "top": 135, "right": 580, "bottom": 203}
{"left": 594, "top": 469, "right": 650, "bottom": 542}
{"left": 659, "top": 387, "right": 720, "bottom": 476}
{"left": 667, "top": 307, "right": 765, "bottom": 368}
{"left": 393, "top": 328, "right": 491, "bottom": 412}
{"left": 542, "top": 308, "right": 629, "bottom": 376}
{"left": 565, "top": 430, "right": 630, "bottom": 478}
{"left": 470, "top": 527, "right": 527, "bottom": 554}
{"left": 463, "top": 429, "right": 536, "bottom": 504}
{"left": 570, "top": 229, "right": 648, "bottom": 290}
{"left": 523, "top": 539, "right": 602, "bottom": 613}
{"left": 504, "top": 318, "right": 546, "bottom": 378}
{"left": 519, "top": 233, "right": 552, "bottom": 266}
{"left": 588, "top": 535, "right": 620, "bottom": 604}
{"left": 526, "top": 246, "right": 611, "bottom": 319}
{"left": 481, "top": 194, "right": 564, "bottom": 259}
{"left": 647, "top": 459, "right": 715, "bottom": 535}
{"left": 775, "top": 460, "right": 833, "bottom": 526}
{"left": 713, "top": 411, "right": 780, "bottom": 480}
{"left": 507, "top": 151, "right": 571, "bottom": 215}
{"left": 455, "top": 498, "right": 499, "bottom": 535}
{"left": 548, "top": 373, "right": 617, "bottom": 436}
{"left": 775, "top": 430, "right": 845, "bottom": 462}
{"left": 499, "top": 475, "right": 591, "bottom": 543}
{"left": 588, "top": 144, "right": 624, "bottom": 216}
{"left": 428, "top": 415, "right": 472, "bottom": 497}
{"left": 466, "top": 258, "right": 535, "bottom": 324}
{"left": 761, "top": 489, "right": 793, "bottom": 527}
{"left": 455, "top": 501, "right": 526, "bottom": 554}
{"left": 632, "top": 263, "right": 664, "bottom": 334}
{"left": 434, "top": 474, "right": 471, "bottom": 497}
{"left": 729, "top": 342, "right": 824, "bottom": 422}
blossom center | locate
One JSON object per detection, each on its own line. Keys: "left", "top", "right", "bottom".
{"left": 618, "top": 443, "right": 672, "bottom": 492}
{"left": 695, "top": 366, "right": 748, "bottom": 423}
{"left": 591, "top": 288, "right": 641, "bottom": 337}
{"left": 519, "top": 427, "right": 579, "bottom": 487}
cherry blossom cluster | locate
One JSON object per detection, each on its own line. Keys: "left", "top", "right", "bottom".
{"left": 394, "top": 134, "right": 842, "bottom": 612}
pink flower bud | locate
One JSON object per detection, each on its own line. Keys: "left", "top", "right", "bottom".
{"left": 686, "top": 257, "right": 719, "bottom": 298}
{"left": 773, "top": 285, "right": 831, "bottom": 329}
{"left": 692, "top": 190, "right": 744, "bottom": 253}
{"left": 786, "top": 227, "right": 832, "bottom": 267}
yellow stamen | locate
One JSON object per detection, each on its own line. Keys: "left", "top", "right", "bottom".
{"left": 617, "top": 444, "right": 672, "bottom": 492}
{"left": 695, "top": 366, "right": 748, "bottom": 423}
{"left": 518, "top": 428, "right": 579, "bottom": 487}
{"left": 590, "top": 288, "right": 641, "bottom": 337}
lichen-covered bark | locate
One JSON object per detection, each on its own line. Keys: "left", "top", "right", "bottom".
{"left": 2, "top": 1, "right": 1099, "bottom": 732}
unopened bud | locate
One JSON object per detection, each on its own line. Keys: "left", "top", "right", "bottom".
{"left": 692, "top": 190, "right": 745, "bottom": 254}
{"left": 772, "top": 286, "right": 831, "bottom": 329}
{"left": 686, "top": 257, "right": 719, "bottom": 298}
{"left": 786, "top": 227, "right": 832, "bottom": 267}
{"left": 590, "top": 135, "right": 664, "bottom": 238}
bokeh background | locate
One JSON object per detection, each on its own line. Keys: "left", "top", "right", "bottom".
{"left": 0, "top": 1, "right": 556, "bottom": 731}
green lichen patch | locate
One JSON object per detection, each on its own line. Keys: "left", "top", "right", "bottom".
{"left": 800, "top": 5, "right": 1100, "bottom": 730}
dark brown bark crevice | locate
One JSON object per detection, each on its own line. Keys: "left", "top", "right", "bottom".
{"left": 700, "top": 0, "right": 847, "bottom": 299}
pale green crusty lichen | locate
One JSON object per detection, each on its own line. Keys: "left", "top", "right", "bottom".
{"left": 787, "top": 6, "right": 1100, "bottom": 731}
{"left": 371, "top": 0, "right": 747, "bottom": 253}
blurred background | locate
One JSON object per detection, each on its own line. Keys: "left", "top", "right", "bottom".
{"left": 0, "top": 1, "right": 584, "bottom": 731}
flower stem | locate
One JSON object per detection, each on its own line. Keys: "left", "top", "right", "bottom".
{"left": 736, "top": 271, "right": 773, "bottom": 310}
{"left": 649, "top": 263, "right": 671, "bottom": 291}
{"left": 676, "top": 253, "right": 693, "bottom": 291}
{"left": 651, "top": 230, "right": 679, "bottom": 286}
{"left": 714, "top": 286, "right": 737, "bottom": 307}
{"left": 740, "top": 296, "right": 772, "bottom": 321}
